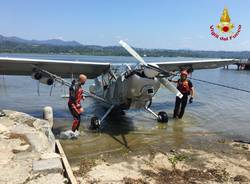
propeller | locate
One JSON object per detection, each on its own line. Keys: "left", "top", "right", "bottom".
{"left": 119, "top": 40, "right": 183, "bottom": 98}
{"left": 119, "top": 40, "right": 147, "bottom": 66}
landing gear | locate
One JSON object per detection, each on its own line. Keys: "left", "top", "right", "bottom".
{"left": 144, "top": 106, "right": 168, "bottom": 123}
{"left": 157, "top": 111, "right": 168, "bottom": 123}
{"left": 90, "top": 105, "right": 115, "bottom": 130}
{"left": 90, "top": 116, "right": 101, "bottom": 130}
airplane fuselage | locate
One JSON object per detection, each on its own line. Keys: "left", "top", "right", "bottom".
{"left": 90, "top": 72, "right": 160, "bottom": 110}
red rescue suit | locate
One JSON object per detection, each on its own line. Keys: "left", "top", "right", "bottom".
{"left": 177, "top": 79, "right": 192, "bottom": 94}
{"left": 174, "top": 79, "right": 193, "bottom": 119}
{"left": 68, "top": 81, "right": 84, "bottom": 131}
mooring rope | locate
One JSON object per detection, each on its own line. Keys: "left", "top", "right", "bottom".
{"left": 189, "top": 77, "right": 250, "bottom": 93}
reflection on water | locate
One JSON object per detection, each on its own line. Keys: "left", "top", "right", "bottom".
{"left": 1, "top": 54, "right": 250, "bottom": 165}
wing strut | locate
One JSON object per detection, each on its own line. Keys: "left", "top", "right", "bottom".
{"left": 32, "top": 66, "right": 111, "bottom": 104}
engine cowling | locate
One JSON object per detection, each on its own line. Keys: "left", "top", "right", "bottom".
{"left": 144, "top": 67, "right": 159, "bottom": 78}
{"left": 144, "top": 63, "right": 159, "bottom": 78}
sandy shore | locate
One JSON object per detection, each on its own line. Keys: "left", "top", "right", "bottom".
{"left": 1, "top": 110, "right": 249, "bottom": 184}
{"left": 0, "top": 110, "right": 67, "bottom": 184}
{"left": 73, "top": 137, "right": 250, "bottom": 184}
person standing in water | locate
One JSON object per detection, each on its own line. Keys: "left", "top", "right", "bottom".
{"left": 68, "top": 74, "right": 87, "bottom": 134}
{"left": 169, "top": 70, "right": 194, "bottom": 119}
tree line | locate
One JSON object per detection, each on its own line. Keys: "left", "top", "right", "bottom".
{"left": 0, "top": 40, "right": 250, "bottom": 58}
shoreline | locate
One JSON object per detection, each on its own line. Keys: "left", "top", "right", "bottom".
{"left": 72, "top": 133, "right": 250, "bottom": 184}
{"left": 68, "top": 129, "right": 250, "bottom": 184}
{"left": 1, "top": 110, "right": 250, "bottom": 184}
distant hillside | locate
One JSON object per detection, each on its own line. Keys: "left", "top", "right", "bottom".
{"left": 0, "top": 34, "right": 250, "bottom": 58}
{"left": 0, "top": 35, "right": 82, "bottom": 46}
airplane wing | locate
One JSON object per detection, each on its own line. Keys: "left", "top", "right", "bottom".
{"left": 0, "top": 57, "right": 110, "bottom": 79}
{"left": 148, "top": 59, "right": 238, "bottom": 71}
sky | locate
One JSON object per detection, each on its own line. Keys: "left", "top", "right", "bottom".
{"left": 0, "top": 0, "right": 250, "bottom": 51}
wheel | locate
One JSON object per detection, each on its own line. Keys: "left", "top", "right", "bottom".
{"left": 157, "top": 111, "right": 168, "bottom": 123}
{"left": 120, "top": 110, "right": 126, "bottom": 116}
{"left": 90, "top": 116, "right": 101, "bottom": 130}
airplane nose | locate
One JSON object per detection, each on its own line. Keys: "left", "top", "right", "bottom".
{"left": 141, "top": 86, "right": 155, "bottom": 98}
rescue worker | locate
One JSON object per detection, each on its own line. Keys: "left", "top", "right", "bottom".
{"left": 169, "top": 70, "right": 194, "bottom": 119}
{"left": 68, "top": 74, "right": 87, "bottom": 132}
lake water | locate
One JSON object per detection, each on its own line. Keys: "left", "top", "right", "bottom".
{"left": 1, "top": 54, "right": 250, "bottom": 165}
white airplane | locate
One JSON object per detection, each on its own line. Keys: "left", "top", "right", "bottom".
{"left": 0, "top": 40, "right": 237, "bottom": 129}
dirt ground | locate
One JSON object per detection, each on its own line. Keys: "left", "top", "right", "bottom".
{"left": 73, "top": 140, "right": 250, "bottom": 184}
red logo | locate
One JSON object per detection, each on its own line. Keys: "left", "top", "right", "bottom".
{"left": 210, "top": 8, "right": 241, "bottom": 41}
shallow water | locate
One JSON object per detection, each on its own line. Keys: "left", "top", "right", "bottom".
{"left": 1, "top": 54, "right": 250, "bottom": 165}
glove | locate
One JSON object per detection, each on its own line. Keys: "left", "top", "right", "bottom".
{"left": 79, "top": 107, "right": 84, "bottom": 113}
{"left": 71, "top": 79, "right": 76, "bottom": 85}
{"left": 189, "top": 97, "right": 193, "bottom": 104}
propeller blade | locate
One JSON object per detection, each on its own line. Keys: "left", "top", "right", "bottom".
{"left": 119, "top": 40, "right": 148, "bottom": 66}
{"left": 147, "top": 63, "right": 172, "bottom": 77}
{"left": 159, "top": 78, "right": 183, "bottom": 98}
{"left": 119, "top": 40, "right": 182, "bottom": 98}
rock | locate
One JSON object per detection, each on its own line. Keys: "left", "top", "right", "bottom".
{"left": 32, "top": 158, "right": 63, "bottom": 174}
{"left": 0, "top": 110, "right": 67, "bottom": 183}
{"left": 10, "top": 123, "right": 36, "bottom": 135}
{"left": 6, "top": 111, "right": 36, "bottom": 127}
{"left": 33, "top": 119, "right": 51, "bottom": 130}
{"left": 2, "top": 109, "right": 16, "bottom": 116}
{"left": 26, "top": 132, "right": 54, "bottom": 153}
{"left": 0, "top": 110, "right": 6, "bottom": 117}
{"left": 12, "top": 144, "right": 31, "bottom": 153}
{"left": 33, "top": 119, "right": 55, "bottom": 152}
{"left": 0, "top": 123, "right": 8, "bottom": 134}
{"left": 231, "top": 142, "right": 250, "bottom": 151}
{"left": 234, "top": 175, "right": 249, "bottom": 182}
{"left": 0, "top": 150, "right": 14, "bottom": 164}
{"left": 241, "top": 144, "right": 249, "bottom": 150}
{"left": 0, "top": 160, "right": 32, "bottom": 184}
{"left": 0, "top": 132, "right": 32, "bottom": 164}
{"left": 1, "top": 134, "right": 23, "bottom": 146}
{"left": 40, "top": 152, "right": 61, "bottom": 160}
{"left": 232, "top": 143, "right": 241, "bottom": 147}
{"left": 26, "top": 173, "right": 68, "bottom": 184}
{"left": 7, "top": 132, "right": 30, "bottom": 145}
{"left": 15, "top": 151, "right": 40, "bottom": 161}
{"left": 0, "top": 117, "right": 16, "bottom": 127}
{"left": 9, "top": 123, "right": 54, "bottom": 152}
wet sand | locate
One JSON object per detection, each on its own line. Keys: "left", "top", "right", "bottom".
{"left": 71, "top": 136, "right": 250, "bottom": 184}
